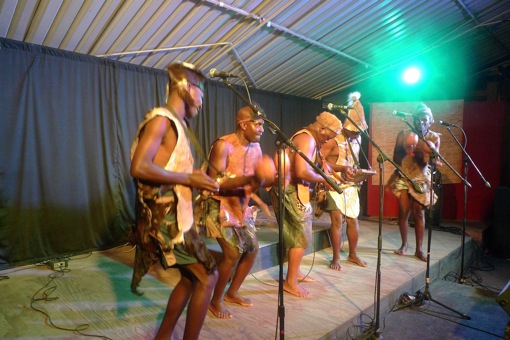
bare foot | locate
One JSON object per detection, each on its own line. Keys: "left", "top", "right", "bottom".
{"left": 415, "top": 250, "right": 427, "bottom": 262}
{"left": 347, "top": 255, "right": 368, "bottom": 267}
{"left": 209, "top": 303, "right": 233, "bottom": 319}
{"left": 394, "top": 245, "right": 408, "bottom": 255}
{"left": 224, "top": 293, "right": 253, "bottom": 307}
{"left": 283, "top": 281, "right": 310, "bottom": 297}
{"left": 297, "top": 272, "right": 315, "bottom": 282}
{"left": 329, "top": 259, "right": 342, "bottom": 271}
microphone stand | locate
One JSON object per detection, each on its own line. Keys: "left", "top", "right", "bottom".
{"left": 328, "top": 107, "right": 421, "bottom": 339}
{"left": 442, "top": 124, "right": 490, "bottom": 283}
{"left": 219, "top": 79, "right": 344, "bottom": 339}
{"left": 397, "top": 120, "right": 471, "bottom": 319}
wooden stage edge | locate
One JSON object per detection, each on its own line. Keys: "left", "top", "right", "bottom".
{"left": 0, "top": 214, "right": 475, "bottom": 340}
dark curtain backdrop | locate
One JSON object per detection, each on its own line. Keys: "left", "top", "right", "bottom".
{"left": 0, "top": 38, "right": 322, "bottom": 269}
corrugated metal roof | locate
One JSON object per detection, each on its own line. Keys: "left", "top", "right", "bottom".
{"left": 1, "top": 0, "right": 509, "bottom": 100}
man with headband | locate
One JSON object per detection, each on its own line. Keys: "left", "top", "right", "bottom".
{"left": 386, "top": 103, "right": 441, "bottom": 262}
{"left": 321, "top": 92, "right": 369, "bottom": 270}
{"left": 199, "top": 106, "right": 268, "bottom": 319}
{"left": 270, "top": 111, "right": 342, "bottom": 297}
{"left": 130, "top": 62, "right": 219, "bottom": 339}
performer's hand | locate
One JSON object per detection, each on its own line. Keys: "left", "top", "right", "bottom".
{"left": 424, "top": 142, "right": 443, "bottom": 167}
{"left": 405, "top": 133, "right": 419, "bottom": 157}
{"left": 189, "top": 169, "right": 220, "bottom": 192}
{"left": 414, "top": 140, "right": 436, "bottom": 166}
{"left": 331, "top": 170, "right": 345, "bottom": 183}
{"left": 343, "top": 166, "right": 357, "bottom": 181}
{"left": 246, "top": 175, "right": 261, "bottom": 191}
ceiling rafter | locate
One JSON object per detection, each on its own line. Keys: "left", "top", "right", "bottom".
{"left": 96, "top": 41, "right": 257, "bottom": 86}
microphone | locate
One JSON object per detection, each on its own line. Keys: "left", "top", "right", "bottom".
{"left": 252, "top": 104, "right": 265, "bottom": 118}
{"left": 437, "top": 120, "right": 456, "bottom": 127}
{"left": 323, "top": 103, "right": 351, "bottom": 111}
{"left": 251, "top": 103, "right": 276, "bottom": 135}
{"left": 209, "top": 68, "right": 239, "bottom": 79}
{"left": 392, "top": 110, "right": 413, "bottom": 117}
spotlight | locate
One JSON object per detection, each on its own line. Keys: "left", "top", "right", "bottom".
{"left": 402, "top": 67, "right": 421, "bottom": 84}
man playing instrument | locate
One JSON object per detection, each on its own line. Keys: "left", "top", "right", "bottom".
{"left": 321, "top": 92, "right": 370, "bottom": 270}
{"left": 270, "top": 111, "right": 342, "bottom": 297}
{"left": 386, "top": 103, "right": 441, "bottom": 262}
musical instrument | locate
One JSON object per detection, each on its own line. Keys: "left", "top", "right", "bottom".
{"left": 350, "top": 169, "right": 377, "bottom": 184}
{"left": 313, "top": 169, "right": 376, "bottom": 218}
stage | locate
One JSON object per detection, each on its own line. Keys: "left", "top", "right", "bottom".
{"left": 0, "top": 212, "right": 479, "bottom": 339}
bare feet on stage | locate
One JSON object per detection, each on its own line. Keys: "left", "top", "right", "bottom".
{"left": 209, "top": 302, "right": 233, "bottom": 319}
{"left": 415, "top": 250, "right": 427, "bottom": 262}
{"left": 347, "top": 255, "right": 368, "bottom": 267}
{"left": 224, "top": 293, "right": 253, "bottom": 307}
{"left": 394, "top": 244, "right": 408, "bottom": 256}
{"left": 297, "top": 272, "right": 315, "bottom": 282}
{"left": 283, "top": 281, "right": 310, "bottom": 297}
{"left": 329, "top": 259, "right": 342, "bottom": 271}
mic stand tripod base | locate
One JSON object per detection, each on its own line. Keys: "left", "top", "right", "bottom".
{"left": 408, "top": 156, "right": 471, "bottom": 321}
{"left": 410, "top": 287, "right": 471, "bottom": 320}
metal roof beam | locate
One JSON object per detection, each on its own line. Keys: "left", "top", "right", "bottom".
{"left": 204, "top": 0, "right": 373, "bottom": 69}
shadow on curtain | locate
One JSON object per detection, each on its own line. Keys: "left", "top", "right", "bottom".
{"left": 0, "top": 38, "right": 322, "bottom": 269}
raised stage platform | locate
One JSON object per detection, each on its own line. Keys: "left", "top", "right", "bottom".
{"left": 0, "top": 212, "right": 477, "bottom": 339}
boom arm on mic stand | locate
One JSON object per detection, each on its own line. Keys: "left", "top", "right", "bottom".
{"left": 403, "top": 121, "right": 472, "bottom": 189}
{"left": 323, "top": 102, "right": 351, "bottom": 111}
{"left": 209, "top": 68, "right": 239, "bottom": 79}
{"left": 392, "top": 110, "right": 414, "bottom": 118}
{"left": 329, "top": 105, "right": 423, "bottom": 193}
{"left": 442, "top": 124, "right": 490, "bottom": 188}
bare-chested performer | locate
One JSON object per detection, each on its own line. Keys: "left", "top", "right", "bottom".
{"left": 201, "top": 107, "right": 268, "bottom": 318}
{"left": 270, "top": 111, "right": 342, "bottom": 297}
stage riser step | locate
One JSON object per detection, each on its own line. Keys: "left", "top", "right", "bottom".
{"left": 205, "top": 227, "right": 331, "bottom": 273}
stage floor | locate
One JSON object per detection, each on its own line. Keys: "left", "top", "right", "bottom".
{"left": 0, "top": 214, "right": 481, "bottom": 339}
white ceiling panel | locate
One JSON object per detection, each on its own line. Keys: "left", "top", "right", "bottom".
{"left": 0, "top": 0, "right": 508, "bottom": 101}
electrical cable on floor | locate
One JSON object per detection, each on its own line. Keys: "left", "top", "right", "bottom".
{"left": 378, "top": 297, "right": 401, "bottom": 333}
{"left": 349, "top": 311, "right": 377, "bottom": 339}
{"left": 444, "top": 240, "right": 500, "bottom": 292}
{"left": 0, "top": 259, "right": 71, "bottom": 281}
{"left": 431, "top": 224, "right": 463, "bottom": 235}
{"left": 348, "top": 277, "right": 403, "bottom": 339}
{"left": 29, "top": 263, "right": 113, "bottom": 339}
{"left": 389, "top": 237, "right": 506, "bottom": 339}
{"left": 350, "top": 266, "right": 398, "bottom": 339}
{"left": 65, "top": 252, "right": 93, "bottom": 261}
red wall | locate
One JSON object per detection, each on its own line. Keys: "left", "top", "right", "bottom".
{"left": 367, "top": 101, "right": 508, "bottom": 222}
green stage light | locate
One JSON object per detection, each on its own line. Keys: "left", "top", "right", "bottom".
{"left": 402, "top": 67, "right": 421, "bottom": 84}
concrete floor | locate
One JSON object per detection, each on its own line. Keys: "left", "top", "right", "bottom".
{"left": 378, "top": 249, "right": 510, "bottom": 340}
